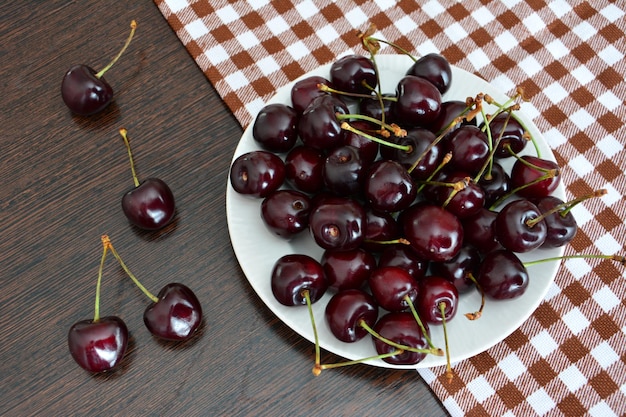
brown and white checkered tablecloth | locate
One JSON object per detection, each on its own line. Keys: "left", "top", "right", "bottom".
{"left": 154, "top": 1, "right": 626, "bottom": 415}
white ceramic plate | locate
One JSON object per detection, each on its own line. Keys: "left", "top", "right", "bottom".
{"left": 226, "top": 54, "right": 565, "bottom": 369}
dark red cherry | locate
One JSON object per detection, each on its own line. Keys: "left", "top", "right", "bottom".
{"left": 284, "top": 146, "right": 325, "bottom": 194}
{"left": 461, "top": 208, "right": 503, "bottom": 254}
{"left": 429, "top": 100, "right": 475, "bottom": 134}
{"left": 308, "top": 197, "right": 366, "bottom": 251}
{"left": 510, "top": 155, "right": 561, "bottom": 199}
{"left": 361, "top": 209, "right": 400, "bottom": 253}
{"left": 61, "top": 21, "right": 136, "bottom": 116}
{"left": 495, "top": 199, "right": 547, "bottom": 253}
{"left": 143, "top": 283, "right": 202, "bottom": 341}
{"left": 477, "top": 249, "right": 529, "bottom": 299}
{"left": 482, "top": 112, "right": 527, "bottom": 158}
{"left": 378, "top": 244, "right": 429, "bottom": 281}
{"left": 359, "top": 93, "right": 395, "bottom": 122}
{"left": 368, "top": 266, "right": 419, "bottom": 312}
{"left": 534, "top": 196, "right": 577, "bottom": 248}
{"left": 291, "top": 75, "right": 332, "bottom": 114}
{"left": 271, "top": 254, "right": 327, "bottom": 306}
{"left": 380, "top": 128, "right": 442, "bottom": 181}
{"left": 122, "top": 178, "right": 176, "bottom": 230}
{"left": 430, "top": 245, "right": 481, "bottom": 294}
{"left": 229, "top": 150, "right": 285, "bottom": 198}
{"left": 298, "top": 95, "right": 347, "bottom": 151}
{"left": 321, "top": 248, "right": 376, "bottom": 291}
{"left": 323, "top": 145, "right": 365, "bottom": 196}
{"left": 406, "top": 53, "right": 452, "bottom": 95}
{"left": 402, "top": 203, "right": 463, "bottom": 262}
{"left": 68, "top": 316, "right": 128, "bottom": 373}
{"left": 392, "top": 75, "right": 442, "bottom": 128}
{"left": 417, "top": 276, "right": 459, "bottom": 324}
{"left": 261, "top": 190, "right": 311, "bottom": 239}
{"left": 445, "top": 125, "right": 490, "bottom": 176}
{"left": 325, "top": 289, "right": 378, "bottom": 343}
{"left": 341, "top": 120, "right": 380, "bottom": 165}
{"left": 364, "top": 160, "right": 416, "bottom": 212}
{"left": 478, "top": 161, "right": 511, "bottom": 207}
{"left": 330, "top": 54, "right": 377, "bottom": 95}
{"left": 433, "top": 171, "right": 485, "bottom": 219}
{"left": 372, "top": 312, "right": 430, "bottom": 365}
{"left": 252, "top": 103, "right": 299, "bottom": 153}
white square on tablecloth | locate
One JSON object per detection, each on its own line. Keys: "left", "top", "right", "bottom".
{"left": 494, "top": 31, "right": 517, "bottom": 53}
{"left": 444, "top": 22, "right": 468, "bottom": 44}
{"left": 316, "top": 25, "right": 340, "bottom": 45}
{"left": 286, "top": 41, "right": 310, "bottom": 61}
{"left": 523, "top": 13, "right": 546, "bottom": 35}
{"left": 267, "top": 16, "right": 289, "bottom": 36}
{"left": 568, "top": 154, "right": 595, "bottom": 177}
{"left": 600, "top": 4, "right": 626, "bottom": 22}
{"left": 544, "top": 127, "right": 568, "bottom": 148}
{"left": 558, "top": 364, "right": 587, "bottom": 392}
{"left": 165, "top": 0, "right": 188, "bottom": 13}
{"left": 571, "top": 65, "right": 595, "bottom": 86}
{"left": 204, "top": 45, "right": 229, "bottom": 65}
{"left": 548, "top": 0, "right": 573, "bottom": 18}
{"left": 466, "top": 49, "right": 490, "bottom": 70}
{"left": 237, "top": 31, "right": 260, "bottom": 49}
{"left": 394, "top": 15, "right": 418, "bottom": 35}
{"left": 472, "top": 6, "right": 496, "bottom": 24}
{"left": 491, "top": 74, "right": 516, "bottom": 96}
{"left": 422, "top": 0, "right": 445, "bottom": 18}
{"left": 224, "top": 71, "right": 249, "bottom": 91}
{"left": 564, "top": 257, "right": 593, "bottom": 279}
{"left": 596, "top": 134, "right": 623, "bottom": 158}
{"left": 595, "top": 232, "right": 622, "bottom": 255}
{"left": 344, "top": 7, "right": 369, "bottom": 28}
{"left": 544, "top": 81, "right": 569, "bottom": 104}
{"left": 562, "top": 308, "right": 590, "bottom": 335}
{"left": 466, "top": 375, "right": 495, "bottom": 403}
{"left": 530, "top": 330, "right": 560, "bottom": 358}
{"left": 568, "top": 204, "right": 593, "bottom": 227}
{"left": 498, "top": 353, "right": 526, "bottom": 381}
{"left": 592, "top": 286, "right": 621, "bottom": 313}
{"left": 185, "top": 19, "right": 209, "bottom": 40}
{"left": 600, "top": 183, "right": 621, "bottom": 207}
{"left": 572, "top": 21, "right": 597, "bottom": 41}
{"left": 518, "top": 55, "right": 542, "bottom": 77}
{"left": 545, "top": 39, "right": 569, "bottom": 60}
{"left": 598, "top": 44, "right": 624, "bottom": 66}
{"left": 527, "top": 388, "right": 556, "bottom": 416}
{"left": 295, "top": 0, "right": 318, "bottom": 20}
{"left": 215, "top": 5, "right": 239, "bottom": 25}
{"left": 589, "top": 401, "right": 619, "bottom": 417}
{"left": 569, "top": 108, "right": 595, "bottom": 131}
{"left": 591, "top": 341, "right": 620, "bottom": 369}
{"left": 257, "top": 56, "right": 280, "bottom": 76}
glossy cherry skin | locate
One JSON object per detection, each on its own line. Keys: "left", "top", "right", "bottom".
{"left": 461, "top": 208, "right": 503, "bottom": 254}
{"left": 271, "top": 254, "right": 327, "bottom": 306}
{"left": 325, "top": 289, "right": 378, "bottom": 343}
{"left": 323, "top": 145, "right": 365, "bottom": 196}
{"left": 321, "top": 248, "right": 376, "bottom": 291}
{"left": 308, "top": 197, "right": 365, "bottom": 251}
{"left": 495, "top": 199, "right": 547, "bottom": 253}
{"left": 252, "top": 103, "right": 298, "bottom": 153}
{"left": 364, "top": 160, "right": 417, "bottom": 212}
{"left": 433, "top": 171, "right": 485, "bottom": 219}
{"left": 122, "top": 178, "right": 175, "bottom": 230}
{"left": 290, "top": 75, "right": 332, "bottom": 114}
{"left": 284, "top": 146, "right": 325, "bottom": 194}
{"left": 361, "top": 209, "right": 400, "bottom": 253}
{"left": 61, "top": 65, "right": 113, "bottom": 116}
{"left": 372, "top": 312, "right": 430, "bottom": 365}
{"left": 483, "top": 112, "right": 527, "bottom": 158}
{"left": 510, "top": 155, "right": 561, "bottom": 199}
{"left": 68, "top": 316, "right": 128, "bottom": 373}
{"left": 261, "top": 190, "right": 311, "bottom": 239}
{"left": 429, "top": 100, "right": 476, "bottom": 134}
{"left": 369, "top": 266, "right": 419, "bottom": 312}
{"left": 378, "top": 244, "right": 429, "bottom": 281}
{"left": 330, "top": 54, "right": 377, "bottom": 95}
{"left": 401, "top": 203, "right": 463, "bottom": 262}
{"left": 417, "top": 276, "right": 459, "bottom": 325}
{"left": 230, "top": 150, "right": 286, "bottom": 198}
{"left": 341, "top": 120, "right": 380, "bottom": 165}
{"left": 445, "top": 125, "right": 490, "bottom": 176}
{"left": 478, "top": 161, "right": 511, "bottom": 208}
{"left": 380, "top": 128, "right": 442, "bottom": 181}
{"left": 298, "top": 95, "right": 347, "bottom": 151}
{"left": 144, "top": 283, "right": 203, "bottom": 341}
{"left": 477, "top": 249, "right": 529, "bottom": 299}
{"left": 534, "top": 196, "right": 577, "bottom": 248}
{"left": 430, "top": 245, "right": 481, "bottom": 294}
{"left": 392, "top": 75, "right": 442, "bottom": 128}
{"left": 406, "top": 53, "right": 452, "bottom": 95}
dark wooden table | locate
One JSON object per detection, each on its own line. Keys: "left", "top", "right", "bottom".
{"left": 1, "top": 2, "right": 448, "bottom": 415}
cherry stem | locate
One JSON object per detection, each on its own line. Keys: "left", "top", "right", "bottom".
{"left": 340, "top": 122, "right": 410, "bottom": 151}
{"left": 336, "top": 113, "right": 406, "bottom": 138}
{"left": 95, "top": 20, "right": 137, "bottom": 79}
{"left": 416, "top": 152, "right": 452, "bottom": 194}
{"left": 359, "top": 319, "right": 442, "bottom": 356}
{"left": 489, "top": 160, "right": 558, "bottom": 210}
{"left": 101, "top": 235, "right": 159, "bottom": 303}
{"left": 119, "top": 128, "right": 140, "bottom": 188}
{"left": 302, "top": 290, "right": 322, "bottom": 376}
{"left": 404, "top": 295, "right": 439, "bottom": 351}
{"left": 441, "top": 178, "right": 470, "bottom": 208}
{"left": 318, "top": 349, "right": 404, "bottom": 372}
{"left": 407, "top": 117, "right": 458, "bottom": 175}
{"left": 526, "top": 189, "right": 607, "bottom": 227}
{"left": 363, "top": 237, "right": 410, "bottom": 246}
{"left": 438, "top": 302, "right": 454, "bottom": 383}
{"left": 523, "top": 253, "right": 626, "bottom": 268}
{"left": 93, "top": 236, "right": 110, "bottom": 322}
{"left": 464, "top": 273, "right": 485, "bottom": 320}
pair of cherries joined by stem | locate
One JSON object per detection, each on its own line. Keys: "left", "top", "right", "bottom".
{"left": 68, "top": 235, "right": 202, "bottom": 373}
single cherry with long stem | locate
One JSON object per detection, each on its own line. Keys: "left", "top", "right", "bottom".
{"left": 61, "top": 20, "right": 137, "bottom": 116}
{"left": 119, "top": 128, "right": 176, "bottom": 231}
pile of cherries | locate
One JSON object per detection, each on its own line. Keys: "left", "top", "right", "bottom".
{"left": 230, "top": 32, "right": 623, "bottom": 377}
{"left": 61, "top": 21, "right": 202, "bottom": 373}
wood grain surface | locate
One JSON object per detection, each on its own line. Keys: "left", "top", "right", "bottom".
{"left": 0, "top": 1, "right": 448, "bottom": 416}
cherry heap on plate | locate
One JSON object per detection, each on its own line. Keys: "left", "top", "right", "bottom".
{"left": 61, "top": 20, "right": 137, "bottom": 116}
{"left": 229, "top": 22, "right": 626, "bottom": 380}
{"left": 68, "top": 235, "right": 202, "bottom": 373}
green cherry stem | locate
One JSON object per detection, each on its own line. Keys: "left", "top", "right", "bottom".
{"left": 302, "top": 289, "right": 322, "bottom": 377}
{"left": 93, "top": 236, "right": 110, "bottom": 322}
{"left": 464, "top": 273, "right": 485, "bottom": 321}
{"left": 438, "top": 302, "right": 454, "bottom": 383}
{"left": 95, "top": 20, "right": 138, "bottom": 79}
{"left": 404, "top": 295, "right": 439, "bottom": 350}
{"left": 119, "top": 128, "right": 140, "bottom": 188}
{"left": 318, "top": 350, "right": 405, "bottom": 372}
{"left": 523, "top": 253, "right": 626, "bottom": 268}
{"left": 526, "top": 189, "right": 607, "bottom": 228}
{"left": 102, "top": 235, "right": 159, "bottom": 303}
{"left": 358, "top": 319, "right": 442, "bottom": 356}
{"left": 340, "top": 122, "right": 410, "bottom": 151}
